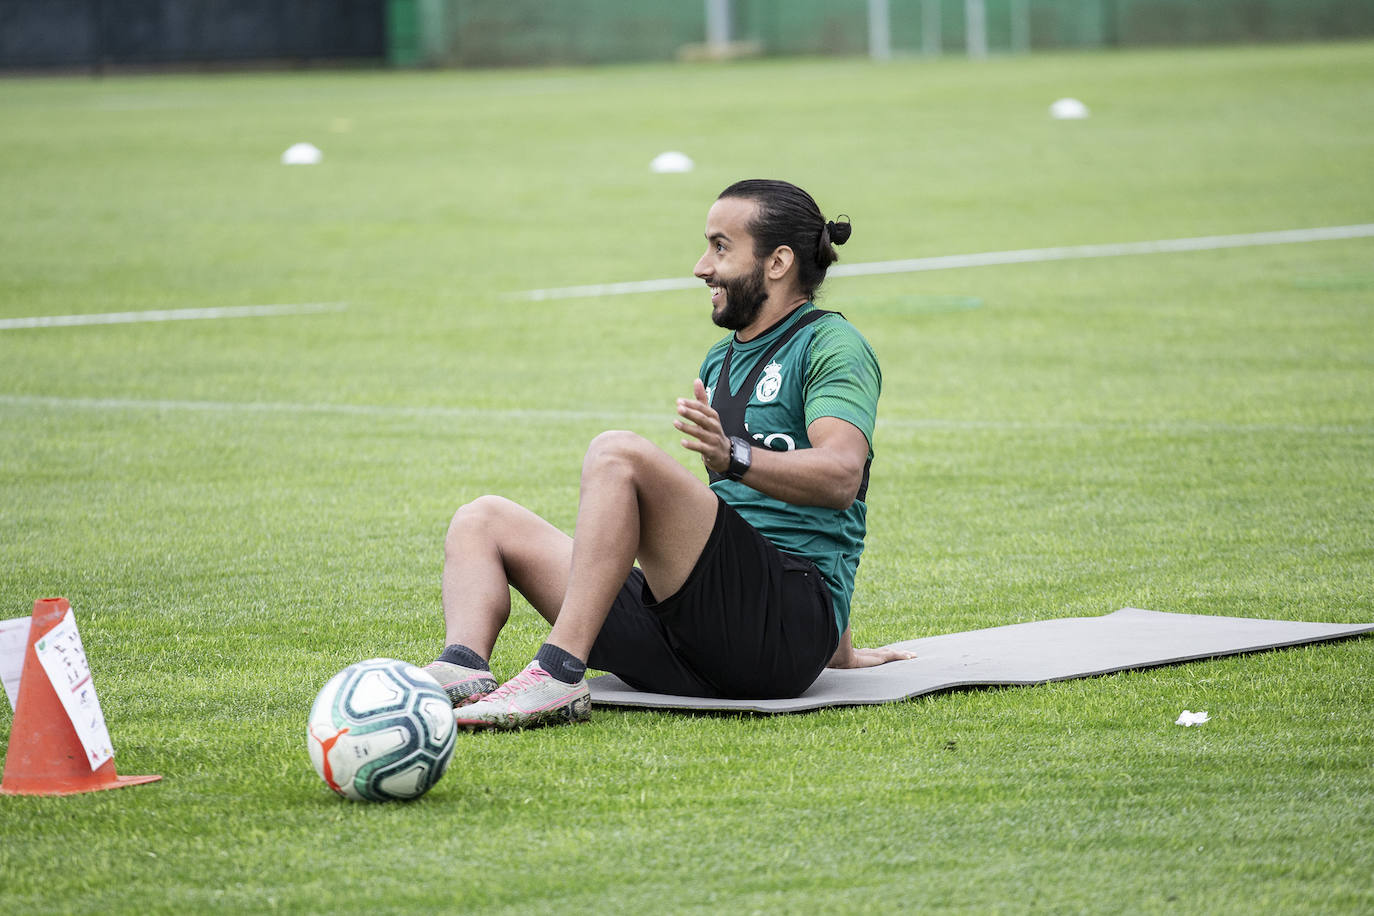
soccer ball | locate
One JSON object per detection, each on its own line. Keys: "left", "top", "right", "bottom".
{"left": 307, "top": 658, "right": 457, "bottom": 802}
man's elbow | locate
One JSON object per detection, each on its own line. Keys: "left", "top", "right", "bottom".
{"left": 822, "top": 471, "right": 864, "bottom": 511}
{"left": 824, "top": 493, "right": 856, "bottom": 511}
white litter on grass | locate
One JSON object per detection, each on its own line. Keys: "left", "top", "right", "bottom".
{"left": 650, "top": 151, "right": 694, "bottom": 173}
{"left": 282, "top": 142, "right": 323, "bottom": 165}
{"left": 1050, "top": 98, "right": 1090, "bottom": 120}
{"left": 1175, "top": 710, "right": 1210, "bottom": 727}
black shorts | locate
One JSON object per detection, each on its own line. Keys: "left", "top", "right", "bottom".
{"left": 587, "top": 496, "right": 839, "bottom": 700}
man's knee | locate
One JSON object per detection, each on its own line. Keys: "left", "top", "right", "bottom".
{"left": 582, "top": 430, "right": 655, "bottom": 483}
{"left": 446, "top": 495, "right": 513, "bottom": 551}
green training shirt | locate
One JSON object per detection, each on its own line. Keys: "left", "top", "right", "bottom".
{"left": 699, "top": 303, "right": 881, "bottom": 637}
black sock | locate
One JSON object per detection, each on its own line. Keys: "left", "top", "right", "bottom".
{"left": 535, "top": 643, "right": 586, "bottom": 685}
{"left": 437, "top": 643, "right": 489, "bottom": 671}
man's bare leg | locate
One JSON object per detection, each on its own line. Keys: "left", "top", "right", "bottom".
{"left": 454, "top": 431, "right": 719, "bottom": 729}
{"left": 427, "top": 496, "right": 572, "bottom": 705}
{"left": 439, "top": 495, "right": 573, "bottom": 659}
{"left": 545, "top": 430, "right": 719, "bottom": 660}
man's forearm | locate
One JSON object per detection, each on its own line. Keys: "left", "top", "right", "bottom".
{"left": 734, "top": 443, "right": 862, "bottom": 510}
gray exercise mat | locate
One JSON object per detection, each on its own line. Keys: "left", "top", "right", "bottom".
{"left": 586, "top": 607, "right": 1374, "bottom": 713}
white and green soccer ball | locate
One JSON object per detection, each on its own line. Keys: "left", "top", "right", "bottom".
{"left": 307, "top": 658, "right": 456, "bottom": 802}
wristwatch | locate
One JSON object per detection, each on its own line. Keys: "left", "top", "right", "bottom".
{"left": 724, "top": 435, "right": 752, "bottom": 481}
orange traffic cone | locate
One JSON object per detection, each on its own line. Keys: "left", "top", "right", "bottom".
{"left": 1, "top": 597, "right": 161, "bottom": 796}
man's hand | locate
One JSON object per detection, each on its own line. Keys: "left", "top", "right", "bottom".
{"left": 827, "top": 628, "right": 916, "bottom": 669}
{"left": 675, "top": 378, "right": 730, "bottom": 474}
{"left": 829, "top": 645, "right": 917, "bottom": 669}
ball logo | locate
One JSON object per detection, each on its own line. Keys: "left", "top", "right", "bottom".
{"left": 755, "top": 362, "right": 783, "bottom": 403}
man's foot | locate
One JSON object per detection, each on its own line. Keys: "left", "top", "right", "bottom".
{"left": 453, "top": 661, "right": 591, "bottom": 731}
{"left": 422, "top": 660, "right": 499, "bottom": 708}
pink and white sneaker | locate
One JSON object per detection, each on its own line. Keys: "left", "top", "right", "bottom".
{"left": 422, "top": 660, "right": 498, "bottom": 708}
{"left": 453, "top": 661, "right": 591, "bottom": 731}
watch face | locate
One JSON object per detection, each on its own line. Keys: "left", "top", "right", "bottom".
{"left": 728, "top": 436, "right": 751, "bottom": 480}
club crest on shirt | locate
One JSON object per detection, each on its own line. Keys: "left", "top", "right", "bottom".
{"left": 755, "top": 362, "right": 783, "bottom": 403}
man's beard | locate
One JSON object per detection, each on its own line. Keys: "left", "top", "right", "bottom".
{"left": 711, "top": 261, "right": 768, "bottom": 331}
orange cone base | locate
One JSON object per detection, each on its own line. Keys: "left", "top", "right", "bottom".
{"left": 1, "top": 771, "right": 161, "bottom": 796}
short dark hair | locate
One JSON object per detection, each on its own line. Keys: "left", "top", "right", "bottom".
{"left": 717, "top": 179, "right": 851, "bottom": 300}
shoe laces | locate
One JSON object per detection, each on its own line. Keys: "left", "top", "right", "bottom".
{"left": 485, "top": 664, "right": 548, "bottom": 701}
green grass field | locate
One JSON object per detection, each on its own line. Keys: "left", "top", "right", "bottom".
{"left": 2, "top": 40, "right": 1372, "bottom": 913}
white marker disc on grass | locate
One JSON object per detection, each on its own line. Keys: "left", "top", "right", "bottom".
{"left": 650, "top": 151, "right": 694, "bottom": 173}
{"left": 282, "top": 142, "right": 323, "bottom": 165}
{"left": 1049, "top": 98, "right": 1090, "bottom": 120}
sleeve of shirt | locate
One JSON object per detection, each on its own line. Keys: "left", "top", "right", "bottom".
{"left": 804, "top": 319, "right": 882, "bottom": 448}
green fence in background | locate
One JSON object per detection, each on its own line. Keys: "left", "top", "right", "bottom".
{"left": 387, "top": 0, "right": 1374, "bottom": 67}
{"left": 386, "top": 0, "right": 704, "bottom": 67}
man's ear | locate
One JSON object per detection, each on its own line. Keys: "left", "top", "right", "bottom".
{"left": 765, "top": 245, "right": 795, "bottom": 281}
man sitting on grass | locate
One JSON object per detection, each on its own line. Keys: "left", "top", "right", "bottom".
{"left": 423, "top": 179, "right": 912, "bottom": 730}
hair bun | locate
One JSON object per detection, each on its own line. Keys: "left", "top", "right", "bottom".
{"left": 827, "top": 216, "right": 852, "bottom": 246}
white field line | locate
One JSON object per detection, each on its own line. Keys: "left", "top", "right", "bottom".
{"left": 1, "top": 394, "right": 1367, "bottom": 437}
{"left": 518, "top": 223, "right": 1374, "bottom": 301}
{"left": 0, "top": 394, "right": 658, "bottom": 426}
{"left": 0, "top": 302, "right": 347, "bottom": 331}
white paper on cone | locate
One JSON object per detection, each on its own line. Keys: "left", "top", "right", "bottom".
{"left": 33, "top": 609, "right": 114, "bottom": 769}
{"left": 0, "top": 615, "right": 29, "bottom": 709}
